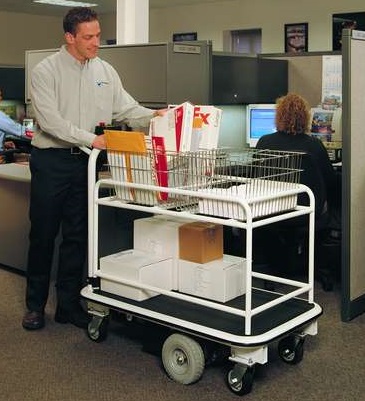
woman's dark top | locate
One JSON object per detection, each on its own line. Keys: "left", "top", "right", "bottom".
{"left": 256, "top": 131, "right": 337, "bottom": 220}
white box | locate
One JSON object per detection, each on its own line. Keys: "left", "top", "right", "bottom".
{"left": 178, "top": 254, "right": 246, "bottom": 302}
{"left": 99, "top": 249, "right": 173, "bottom": 301}
{"left": 134, "top": 215, "right": 193, "bottom": 289}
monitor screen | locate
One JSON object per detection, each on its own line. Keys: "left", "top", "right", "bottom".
{"left": 246, "top": 104, "right": 276, "bottom": 147}
{"left": 216, "top": 105, "right": 246, "bottom": 149}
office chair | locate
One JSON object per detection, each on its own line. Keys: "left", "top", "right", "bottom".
{"left": 314, "top": 170, "right": 342, "bottom": 291}
{"left": 252, "top": 153, "right": 339, "bottom": 290}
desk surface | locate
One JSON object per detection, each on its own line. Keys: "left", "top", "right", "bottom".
{"left": 0, "top": 163, "right": 30, "bottom": 182}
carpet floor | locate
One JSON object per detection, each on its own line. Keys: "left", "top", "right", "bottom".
{"left": 1, "top": 267, "right": 364, "bottom": 401}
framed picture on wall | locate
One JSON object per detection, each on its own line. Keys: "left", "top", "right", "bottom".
{"left": 284, "top": 23, "right": 308, "bottom": 53}
{"left": 172, "top": 32, "right": 197, "bottom": 42}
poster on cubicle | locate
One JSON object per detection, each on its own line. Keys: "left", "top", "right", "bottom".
{"left": 321, "top": 55, "right": 342, "bottom": 109}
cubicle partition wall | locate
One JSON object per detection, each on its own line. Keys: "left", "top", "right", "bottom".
{"left": 26, "top": 41, "right": 287, "bottom": 108}
{"left": 279, "top": 34, "right": 365, "bottom": 321}
{"left": 261, "top": 51, "right": 342, "bottom": 107}
{"left": 25, "top": 42, "right": 212, "bottom": 107}
{"left": 341, "top": 29, "right": 365, "bottom": 321}
{"left": 0, "top": 165, "right": 30, "bottom": 271}
{"left": 99, "top": 42, "right": 213, "bottom": 107}
{"left": 281, "top": 55, "right": 323, "bottom": 107}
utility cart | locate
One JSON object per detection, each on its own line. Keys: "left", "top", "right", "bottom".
{"left": 82, "top": 144, "right": 322, "bottom": 396}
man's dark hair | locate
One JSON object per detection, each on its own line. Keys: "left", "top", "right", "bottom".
{"left": 63, "top": 7, "right": 98, "bottom": 35}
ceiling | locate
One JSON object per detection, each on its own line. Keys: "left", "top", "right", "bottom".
{"left": 0, "top": 0, "right": 228, "bottom": 17}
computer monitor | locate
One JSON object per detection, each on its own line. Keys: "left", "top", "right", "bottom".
{"left": 246, "top": 104, "right": 276, "bottom": 148}
{"left": 216, "top": 105, "right": 246, "bottom": 149}
{"left": 310, "top": 107, "right": 342, "bottom": 143}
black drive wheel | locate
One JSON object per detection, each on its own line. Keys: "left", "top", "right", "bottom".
{"left": 226, "top": 365, "right": 255, "bottom": 396}
{"left": 87, "top": 316, "right": 109, "bottom": 343}
{"left": 278, "top": 335, "right": 304, "bottom": 365}
{"left": 162, "top": 333, "right": 205, "bottom": 385}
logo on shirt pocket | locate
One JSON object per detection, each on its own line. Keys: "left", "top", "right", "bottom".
{"left": 96, "top": 80, "right": 110, "bottom": 87}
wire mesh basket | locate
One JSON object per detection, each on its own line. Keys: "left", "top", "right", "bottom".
{"left": 106, "top": 145, "right": 304, "bottom": 219}
{"left": 197, "top": 149, "right": 304, "bottom": 220}
{"left": 106, "top": 145, "right": 220, "bottom": 208}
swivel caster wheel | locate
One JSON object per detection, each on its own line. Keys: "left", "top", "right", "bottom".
{"left": 278, "top": 335, "right": 304, "bottom": 365}
{"left": 226, "top": 364, "right": 255, "bottom": 396}
{"left": 87, "top": 315, "right": 109, "bottom": 343}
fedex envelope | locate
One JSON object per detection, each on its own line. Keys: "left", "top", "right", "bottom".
{"left": 192, "top": 105, "right": 222, "bottom": 150}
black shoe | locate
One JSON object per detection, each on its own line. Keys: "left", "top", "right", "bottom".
{"left": 22, "top": 311, "right": 45, "bottom": 330}
{"left": 54, "top": 304, "right": 91, "bottom": 329}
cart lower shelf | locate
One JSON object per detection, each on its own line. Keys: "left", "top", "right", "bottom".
{"left": 82, "top": 286, "right": 322, "bottom": 347}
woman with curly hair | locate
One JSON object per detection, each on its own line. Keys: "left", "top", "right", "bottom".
{"left": 256, "top": 92, "right": 336, "bottom": 216}
{"left": 275, "top": 92, "right": 310, "bottom": 134}
{"left": 255, "top": 93, "right": 339, "bottom": 281}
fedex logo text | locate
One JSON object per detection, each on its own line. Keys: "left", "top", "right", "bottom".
{"left": 194, "top": 107, "right": 210, "bottom": 125}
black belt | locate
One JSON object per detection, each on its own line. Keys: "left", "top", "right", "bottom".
{"left": 33, "top": 147, "right": 83, "bottom": 155}
{"left": 69, "top": 147, "right": 81, "bottom": 154}
{"left": 49, "top": 147, "right": 81, "bottom": 154}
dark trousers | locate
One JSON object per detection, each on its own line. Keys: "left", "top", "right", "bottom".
{"left": 26, "top": 147, "right": 89, "bottom": 312}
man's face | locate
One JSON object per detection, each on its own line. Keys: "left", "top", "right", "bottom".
{"left": 65, "top": 20, "right": 101, "bottom": 62}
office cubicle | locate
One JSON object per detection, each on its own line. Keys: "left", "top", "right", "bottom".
{"left": 341, "top": 29, "right": 365, "bottom": 321}
{"left": 265, "top": 38, "right": 365, "bottom": 321}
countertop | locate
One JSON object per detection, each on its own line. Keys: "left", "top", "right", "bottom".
{"left": 0, "top": 163, "right": 30, "bottom": 182}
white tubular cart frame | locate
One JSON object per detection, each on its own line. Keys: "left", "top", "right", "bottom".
{"left": 82, "top": 148, "right": 322, "bottom": 395}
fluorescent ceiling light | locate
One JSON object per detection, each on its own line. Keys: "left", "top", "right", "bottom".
{"left": 34, "top": 1, "right": 98, "bottom": 7}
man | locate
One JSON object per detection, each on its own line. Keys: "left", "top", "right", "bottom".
{"left": 22, "top": 7, "right": 162, "bottom": 330}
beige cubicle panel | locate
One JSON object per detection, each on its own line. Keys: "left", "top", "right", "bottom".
{"left": 0, "top": 163, "right": 138, "bottom": 274}
{"left": 0, "top": 164, "right": 31, "bottom": 271}
{"left": 262, "top": 52, "right": 341, "bottom": 107}
{"left": 286, "top": 55, "right": 322, "bottom": 107}
{"left": 341, "top": 29, "right": 365, "bottom": 321}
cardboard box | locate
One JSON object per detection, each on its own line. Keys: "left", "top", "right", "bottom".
{"left": 99, "top": 249, "right": 173, "bottom": 301}
{"left": 178, "top": 254, "right": 246, "bottom": 302}
{"left": 134, "top": 215, "right": 194, "bottom": 289}
{"left": 179, "top": 222, "right": 223, "bottom": 263}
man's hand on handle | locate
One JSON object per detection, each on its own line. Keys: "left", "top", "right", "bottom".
{"left": 92, "top": 134, "right": 106, "bottom": 150}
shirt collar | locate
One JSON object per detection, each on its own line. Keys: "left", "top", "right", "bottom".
{"left": 60, "top": 45, "right": 95, "bottom": 68}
